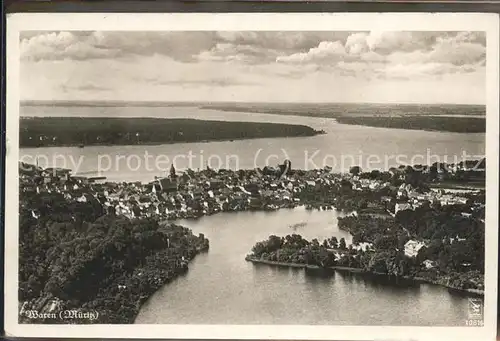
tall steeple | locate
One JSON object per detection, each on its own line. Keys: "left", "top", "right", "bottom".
{"left": 170, "top": 164, "right": 176, "bottom": 178}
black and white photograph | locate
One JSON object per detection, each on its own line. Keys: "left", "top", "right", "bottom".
{"left": 4, "top": 13, "right": 499, "bottom": 341}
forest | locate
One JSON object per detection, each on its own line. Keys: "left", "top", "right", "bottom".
{"left": 338, "top": 203, "right": 485, "bottom": 274}
{"left": 335, "top": 116, "right": 486, "bottom": 133}
{"left": 19, "top": 190, "right": 209, "bottom": 323}
{"left": 20, "top": 117, "right": 322, "bottom": 147}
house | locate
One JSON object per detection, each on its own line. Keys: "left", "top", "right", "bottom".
{"left": 72, "top": 176, "right": 90, "bottom": 185}
{"left": 194, "top": 188, "right": 204, "bottom": 199}
{"left": 353, "top": 242, "right": 373, "bottom": 251}
{"left": 76, "top": 194, "right": 87, "bottom": 203}
{"left": 260, "top": 189, "right": 274, "bottom": 198}
{"left": 381, "top": 196, "right": 392, "bottom": 203}
{"left": 423, "top": 259, "right": 437, "bottom": 269}
{"left": 244, "top": 182, "right": 260, "bottom": 194}
{"left": 395, "top": 203, "right": 412, "bottom": 214}
{"left": 248, "top": 197, "right": 262, "bottom": 209}
{"left": 209, "top": 179, "right": 224, "bottom": 190}
{"left": 158, "top": 178, "right": 178, "bottom": 193}
{"left": 45, "top": 167, "right": 72, "bottom": 177}
{"left": 404, "top": 240, "right": 426, "bottom": 258}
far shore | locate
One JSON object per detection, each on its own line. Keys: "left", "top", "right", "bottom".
{"left": 334, "top": 116, "right": 485, "bottom": 133}
{"left": 245, "top": 256, "right": 484, "bottom": 296}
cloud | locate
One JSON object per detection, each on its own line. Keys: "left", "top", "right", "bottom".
{"left": 21, "top": 32, "right": 121, "bottom": 61}
{"left": 195, "top": 43, "right": 281, "bottom": 64}
{"left": 429, "top": 41, "right": 485, "bottom": 66}
{"left": 345, "top": 33, "right": 370, "bottom": 55}
{"left": 20, "top": 31, "right": 354, "bottom": 63}
{"left": 21, "top": 31, "right": 486, "bottom": 81}
{"left": 215, "top": 31, "right": 353, "bottom": 52}
{"left": 365, "top": 31, "right": 435, "bottom": 55}
{"left": 275, "top": 31, "right": 485, "bottom": 80}
{"left": 61, "top": 83, "right": 112, "bottom": 92}
{"left": 276, "top": 41, "right": 347, "bottom": 64}
{"left": 20, "top": 30, "right": 486, "bottom": 104}
{"left": 20, "top": 31, "right": 218, "bottom": 62}
{"left": 153, "top": 78, "right": 259, "bottom": 87}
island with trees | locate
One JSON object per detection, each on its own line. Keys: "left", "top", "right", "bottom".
{"left": 20, "top": 117, "right": 324, "bottom": 148}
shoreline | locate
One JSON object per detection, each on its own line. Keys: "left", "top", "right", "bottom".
{"left": 335, "top": 122, "right": 485, "bottom": 134}
{"left": 245, "top": 255, "right": 365, "bottom": 273}
{"left": 334, "top": 116, "right": 485, "bottom": 134}
{"left": 18, "top": 219, "right": 209, "bottom": 325}
{"left": 19, "top": 133, "right": 325, "bottom": 149}
{"left": 245, "top": 256, "right": 484, "bottom": 296}
{"left": 19, "top": 116, "right": 324, "bottom": 149}
{"left": 20, "top": 247, "right": 209, "bottom": 325}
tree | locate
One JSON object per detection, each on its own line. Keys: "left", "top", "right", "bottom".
{"left": 374, "top": 235, "right": 398, "bottom": 250}
{"left": 369, "top": 169, "right": 381, "bottom": 180}
{"left": 349, "top": 166, "right": 362, "bottom": 176}
{"left": 368, "top": 251, "right": 390, "bottom": 274}
{"left": 352, "top": 233, "right": 363, "bottom": 245}
{"left": 397, "top": 234, "right": 410, "bottom": 251}
{"left": 339, "top": 238, "right": 347, "bottom": 250}
{"left": 340, "top": 179, "right": 353, "bottom": 191}
{"left": 330, "top": 236, "right": 338, "bottom": 249}
{"left": 267, "top": 235, "right": 283, "bottom": 252}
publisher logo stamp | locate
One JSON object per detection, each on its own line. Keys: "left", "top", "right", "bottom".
{"left": 468, "top": 298, "right": 483, "bottom": 320}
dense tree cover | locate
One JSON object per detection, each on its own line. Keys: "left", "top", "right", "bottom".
{"left": 357, "top": 162, "right": 485, "bottom": 189}
{"left": 247, "top": 233, "right": 415, "bottom": 276}
{"left": 395, "top": 205, "right": 484, "bottom": 273}
{"left": 19, "top": 191, "right": 209, "bottom": 323}
{"left": 250, "top": 234, "right": 337, "bottom": 267}
{"left": 197, "top": 103, "right": 485, "bottom": 120}
{"left": 20, "top": 117, "right": 321, "bottom": 147}
{"left": 338, "top": 204, "right": 484, "bottom": 272}
{"left": 296, "top": 180, "right": 393, "bottom": 212}
{"left": 333, "top": 204, "right": 484, "bottom": 290}
{"left": 338, "top": 216, "right": 402, "bottom": 245}
{"left": 335, "top": 116, "right": 486, "bottom": 133}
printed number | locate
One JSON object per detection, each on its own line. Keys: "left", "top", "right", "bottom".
{"left": 465, "top": 319, "right": 484, "bottom": 326}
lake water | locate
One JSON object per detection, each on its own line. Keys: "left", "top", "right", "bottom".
{"left": 19, "top": 105, "right": 485, "bottom": 325}
{"left": 134, "top": 208, "right": 475, "bottom": 326}
{"left": 20, "top": 105, "right": 485, "bottom": 183}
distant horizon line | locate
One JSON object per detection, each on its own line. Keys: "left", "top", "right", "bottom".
{"left": 20, "top": 100, "right": 486, "bottom": 107}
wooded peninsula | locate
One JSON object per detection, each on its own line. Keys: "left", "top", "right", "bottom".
{"left": 334, "top": 116, "right": 486, "bottom": 133}
{"left": 20, "top": 117, "right": 324, "bottom": 148}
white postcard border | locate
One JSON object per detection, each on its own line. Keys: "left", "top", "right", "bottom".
{"left": 4, "top": 12, "right": 499, "bottom": 341}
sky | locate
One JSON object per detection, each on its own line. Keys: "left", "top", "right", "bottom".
{"left": 20, "top": 31, "right": 486, "bottom": 104}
